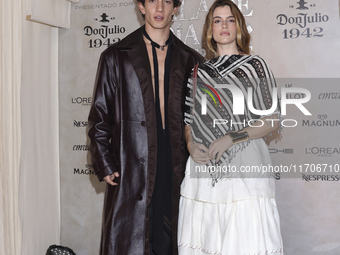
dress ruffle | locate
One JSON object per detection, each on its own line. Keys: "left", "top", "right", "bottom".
{"left": 178, "top": 140, "right": 284, "bottom": 254}
{"left": 178, "top": 192, "right": 283, "bottom": 255}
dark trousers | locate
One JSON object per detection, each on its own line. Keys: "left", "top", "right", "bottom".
{"left": 148, "top": 196, "right": 172, "bottom": 255}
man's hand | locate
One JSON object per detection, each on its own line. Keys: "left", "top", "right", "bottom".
{"left": 103, "top": 172, "right": 119, "bottom": 186}
{"left": 190, "top": 143, "right": 211, "bottom": 165}
{"left": 208, "top": 135, "right": 232, "bottom": 162}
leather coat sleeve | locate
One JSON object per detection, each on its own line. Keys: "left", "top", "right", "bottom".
{"left": 88, "top": 50, "right": 119, "bottom": 181}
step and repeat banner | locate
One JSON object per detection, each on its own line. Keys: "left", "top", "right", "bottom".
{"left": 59, "top": 0, "right": 340, "bottom": 254}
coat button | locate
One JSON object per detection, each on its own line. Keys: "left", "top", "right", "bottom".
{"left": 139, "top": 158, "right": 145, "bottom": 164}
{"left": 138, "top": 195, "right": 143, "bottom": 201}
{"left": 141, "top": 121, "right": 146, "bottom": 126}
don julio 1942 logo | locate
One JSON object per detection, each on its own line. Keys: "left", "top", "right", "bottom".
{"left": 84, "top": 12, "right": 127, "bottom": 49}
{"left": 276, "top": 0, "right": 330, "bottom": 39}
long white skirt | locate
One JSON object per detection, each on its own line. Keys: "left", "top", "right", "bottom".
{"left": 178, "top": 139, "right": 284, "bottom": 255}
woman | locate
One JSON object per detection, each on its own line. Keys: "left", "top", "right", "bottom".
{"left": 178, "top": 0, "right": 284, "bottom": 254}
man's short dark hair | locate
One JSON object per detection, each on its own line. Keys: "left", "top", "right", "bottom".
{"left": 137, "top": 0, "right": 182, "bottom": 8}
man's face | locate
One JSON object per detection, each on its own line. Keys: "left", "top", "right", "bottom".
{"left": 139, "top": 0, "right": 178, "bottom": 31}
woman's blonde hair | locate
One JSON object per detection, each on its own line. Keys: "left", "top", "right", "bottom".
{"left": 203, "top": 0, "right": 250, "bottom": 59}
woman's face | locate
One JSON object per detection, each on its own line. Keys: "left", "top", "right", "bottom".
{"left": 212, "top": 5, "right": 237, "bottom": 51}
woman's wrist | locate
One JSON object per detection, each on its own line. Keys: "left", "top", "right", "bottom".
{"left": 224, "top": 134, "right": 233, "bottom": 144}
{"left": 186, "top": 139, "right": 193, "bottom": 153}
{"left": 228, "top": 131, "right": 249, "bottom": 144}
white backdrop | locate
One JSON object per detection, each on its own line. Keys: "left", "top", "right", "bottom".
{"left": 59, "top": 0, "right": 340, "bottom": 254}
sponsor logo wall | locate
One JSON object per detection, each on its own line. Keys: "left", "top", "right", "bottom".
{"left": 59, "top": 0, "right": 340, "bottom": 254}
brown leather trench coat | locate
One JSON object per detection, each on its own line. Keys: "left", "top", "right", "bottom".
{"left": 88, "top": 26, "right": 203, "bottom": 255}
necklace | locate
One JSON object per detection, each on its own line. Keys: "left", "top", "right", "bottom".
{"left": 143, "top": 29, "right": 170, "bottom": 51}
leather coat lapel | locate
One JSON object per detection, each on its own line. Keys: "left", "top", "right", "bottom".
{"left": 128, "top": 41, "right": 152, "bottom": 99}
{"left": 168, "top": 38, "right": 190, "bottom": 178}
{"left": 169, "top": 40, "right": 190, "bottom": 101}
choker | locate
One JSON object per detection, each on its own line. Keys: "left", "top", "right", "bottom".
{"left": 143, "top": 29, "right": 170, "bottom": 51}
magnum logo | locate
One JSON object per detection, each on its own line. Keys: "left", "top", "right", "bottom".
{"left": 302, "top": 114, "right": 340, "bottom": 127}
{"left": 74, "top": 164, "right": 95, "bottom": 175}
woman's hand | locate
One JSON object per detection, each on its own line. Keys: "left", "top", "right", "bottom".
{"left": 208, "top": 135, "right": 233, "bottom": 162}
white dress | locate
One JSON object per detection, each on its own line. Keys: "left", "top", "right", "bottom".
{"left": 178, "top": 55, "right": 284, "bottom": 255}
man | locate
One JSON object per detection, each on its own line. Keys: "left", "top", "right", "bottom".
{"left": 88, "top": 0, "right": 204, "bottom": 254}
